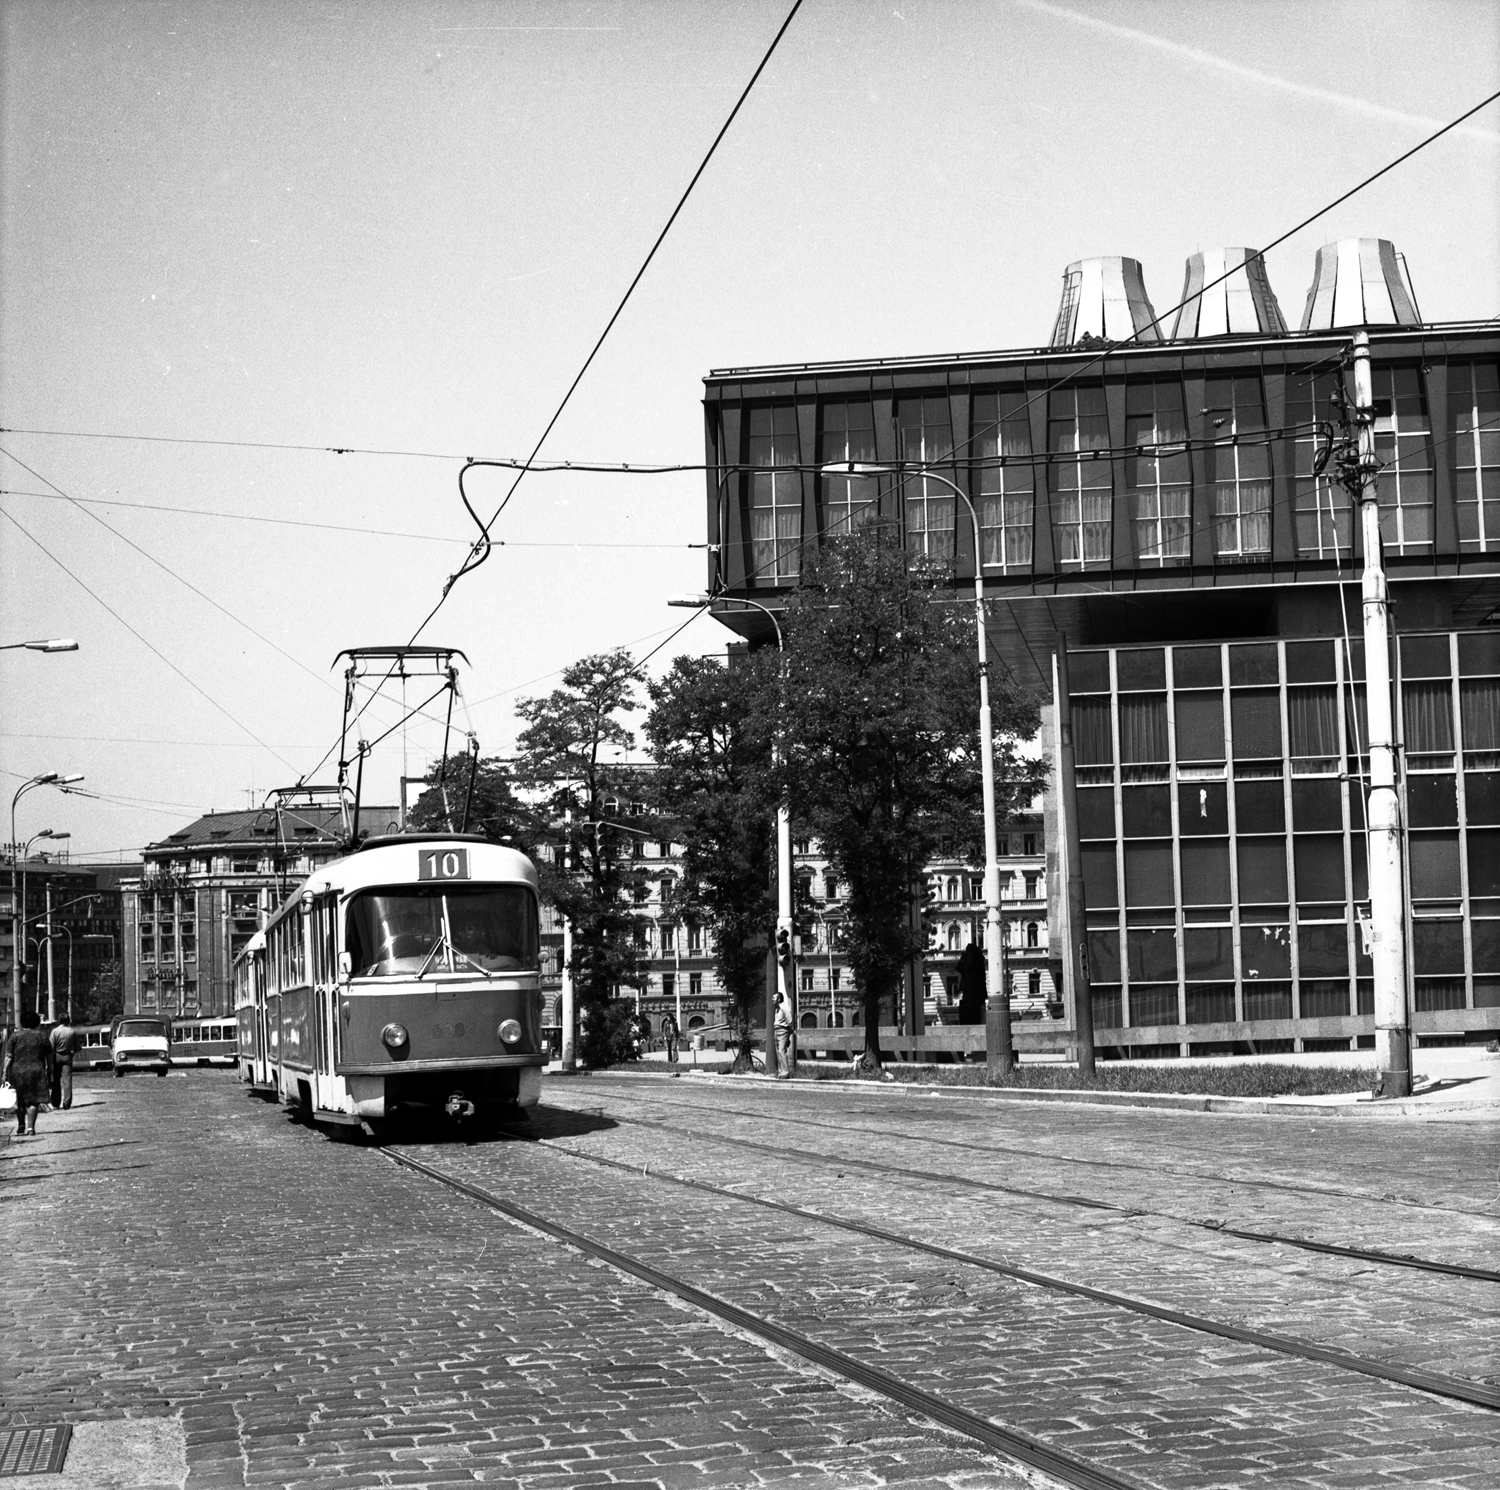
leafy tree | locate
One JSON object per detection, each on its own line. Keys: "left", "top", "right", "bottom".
{"left": 78, "top": 960, "right": 122, "bottom": 1025}
{"left": 407, "top": 748, "right": 537, "bottom": 849}
{"left": 774, "top": 525, "right": 1042, "bottom": 1070}
{"left": 643, "top": 651, "right": 779, "bottom": 1072}
{"left": 515, "top": 650, "right": 648, "bottom": 1068}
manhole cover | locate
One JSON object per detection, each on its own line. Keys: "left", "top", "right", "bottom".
{"left": 0, "top": 1426, "right": 72, "bottom": 1477}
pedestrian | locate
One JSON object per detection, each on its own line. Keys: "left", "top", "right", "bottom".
{"left": 957, "top": 943, "right": 987, "bottom": 1024}
{"left": 773, "top": 989, "right": 794, "bottom": 1079}
{"left": 662, "top": 1012, "right": 680, "bottom": 1064}
{"left": 49, "top": 1015, "right": 78, "bottom": 1111}
{"left": 2, "top": 1009, "right": 55, "bottom": 1139}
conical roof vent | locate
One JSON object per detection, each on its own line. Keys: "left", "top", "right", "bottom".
{"left": 1049, "top": 257, "right": 1161, "bottom": 347}
{"left": 1299, "top": 238, "right": 1421, "bottom": 331}
{"left": 1171, "top": 248, "right": 1287, "bottom": 338}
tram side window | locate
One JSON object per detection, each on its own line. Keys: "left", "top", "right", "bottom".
{"left": 345, "top": 886, "right": 539, "bottom": 976}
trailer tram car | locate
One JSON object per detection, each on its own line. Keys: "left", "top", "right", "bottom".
{"left": 172, "top": 1018, "right": 238, "bottom": 1065}
{"left": 239, "top": 834, "right": 546, "bottom": 1134}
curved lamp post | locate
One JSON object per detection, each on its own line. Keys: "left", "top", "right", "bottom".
{"left": 820, "top": 461, "right": 1012, "bottom": 1076}
{"left": 0, "top": 638, "right": 78, "bottom": 653}
{"left": 668, "top": 591, "right": 794, "bottom": 1074}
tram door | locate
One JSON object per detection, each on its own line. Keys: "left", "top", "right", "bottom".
{"left": 310, "top": 897, "right": 340, "bottom": 1112}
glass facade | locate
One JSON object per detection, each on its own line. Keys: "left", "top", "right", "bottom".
{"left": 1073, "top": 633, "right": 1500, "bottom": 1036}
{"left": 1049, "top": 386, "right": 1112, "bottom": 569}
{"left": 896, "top": 395, "right": 956, "bottom": 561}
{"left": 1451, "top": 362, "right": 1500, "bottom": 552}
{"left": 819, "top": 401, "right": 881, "bottom": 538}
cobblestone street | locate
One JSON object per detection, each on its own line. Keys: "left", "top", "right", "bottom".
{"left": 1, "top": 1068, "right": 1496, "bottom": 1489}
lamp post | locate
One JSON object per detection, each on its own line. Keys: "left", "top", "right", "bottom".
{"left": 668, "top": 591, "right": 793, "bottom": 1074}
{"left": 821, "top": 461, "right": 1012, "bottom": 1076}
{"left": 9, "top": 774, "right": 80, "bottom": 1024}
{"left": 0, "top": 638, "right": 78, "bottom": 653}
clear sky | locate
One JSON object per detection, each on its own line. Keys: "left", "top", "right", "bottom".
{"left": 3, "top": 0, "right": 1497, "bottom": 860}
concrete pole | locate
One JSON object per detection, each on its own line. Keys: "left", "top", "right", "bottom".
{"left": 1055, "top": 638, "right": 1096, "bottom": 1076}
{"left": 1352, "top": 329, "right": 1411, "bottom": 1098}
{"left": 775, "top": 799, "right": 793, "bottom": 1072}
{"left": 560, "top": 807, "right": 576, "bottom": 1073}
{"left": 45, "top": 878, "right": 55, "bottom": 1022}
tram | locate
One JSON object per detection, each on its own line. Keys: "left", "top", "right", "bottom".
{"left": 236, "top": 833, "right": 546, "bottom": 1134}
{"left": 171, "top": 1018, "right": 238, "bottom": 1065}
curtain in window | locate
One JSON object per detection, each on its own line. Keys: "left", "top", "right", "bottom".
{"left": 1403, "top": 680, "right": 1455, "bottom": 753}
{"left": 1074, "top": 698, "right": 1114, "bottom": 765}
{"left": 1288, "top": 687, "right": 1338, "bottom": 758}
{"left": 1119, "top": 694, "right": 1168, "bottom": 763}
{"left": 1460, "top": 679, "right": 1500, "bottom": 751}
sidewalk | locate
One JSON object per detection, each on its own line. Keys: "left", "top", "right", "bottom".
{"left": 579, "top": 1044, "right": 1500, "bottom": 1120}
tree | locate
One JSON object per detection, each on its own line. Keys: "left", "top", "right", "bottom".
{"left": 774, "top": 525, "right": 1042, "bottom": 1071}
{"left": 515, "top": 650, "right": 648, "bottom": 1068}
{"left": 644, "top": 651, "right": 779, "bottom": 1072}
{"left": 407, "top": 748, "right": 537, "bottom": 849}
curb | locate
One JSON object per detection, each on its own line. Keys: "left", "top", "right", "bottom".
{"left": 559, "top": 1065, "right": 1500, "bottom": 1120}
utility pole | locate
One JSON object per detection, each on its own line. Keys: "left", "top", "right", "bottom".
{"left": 1055, "top": 637, "right": 1096, "bottom": 1077}
{"left": 45, "top": 878, "right": 55, "bottom": 1023}
{"left": 1347, "top": 329, "right": 1411, "bottom": 1098}
{"left": 560, "top": 807, "right": 576, "bottom": 1073}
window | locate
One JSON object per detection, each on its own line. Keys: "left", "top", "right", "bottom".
{"left": 973, "top": 390, "right": 1035, "bottom": 571}
{"left": 660, "top": 924, "right": 675, "bottom": 953}
{"left": 1451, "top": 362, "right": 1500, "bottom": 551}
{"left": 747, "top": 405, "right": 801, "bottom": 584}
{"left": 1049, "top": 387, "right": 1112, "bottom": 568}
{"left": 1120, "top": 694, "right": 1169, "bottom": 764}
{"left": 832, "top": 967, "right": 842, "bottom": 991}
{"left": 343, "top": 887, "right": 539, "bottom": 977}
{"left": 1373, "top": 367, "right": 1434, "bottom": 553}
{"left": 689, "top": 972, "right": 702, "bottom": 996}
{"left": 896, "top": 396, "right": 956, "bottom": 561}
{"left": 687, "top": 923, "right": 703, "bottom": 953}
{"left": 824, "top": 876, "right": 839, "bottom": 900}
{"left": 1205, "top": 375, "right": 1271, "bottom": 559}
{"left": 633, "top": 923, "right": 648, "bottom": 949}
{"left": 1289, "top": 370, "right": 1353, "bottom": 558}
{"left": 662, "top": 973, "right": 675, "bottom": 999}
{"left": 1022, "top": 834, "right": 1037, "bottom": 856}
{"left": 819, "top": 401, "right": 881, "bottom": 537}
{"left": 801, "top": 967, "right": 813, "bottom": 992}
{"left": 1125, "top": 380, "right": 1190, "bottom": 565}
{"left": 1025, "top": 922, "right": 1039, "bottom": 948}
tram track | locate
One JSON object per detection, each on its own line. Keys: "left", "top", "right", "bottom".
{"left": 573, "top": 1085, "right": 1500, "bottom": 1285}
{"left": 382, "top": 1144, "right": 1157, "bottom": 1490}
{"left": 382, "top": 1137, "right": 1498, "bottom": 1490}
{"left": 599, "top": 1077, "right": 1500, "bottom": 1219}
{"left": 506, "top": 1130, "right": 1500, "bottom": 1412}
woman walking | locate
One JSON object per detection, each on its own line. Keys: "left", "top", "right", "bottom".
{"left": 2, "top": 1009, "right": 54, "bottom": 1139}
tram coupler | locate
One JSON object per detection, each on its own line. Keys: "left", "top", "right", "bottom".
{"left": 444, "top": 1091, "right": 476, "bottom": 1120}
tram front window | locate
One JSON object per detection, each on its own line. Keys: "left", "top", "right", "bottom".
{"left": 345, "top": 886, "right": 538, "bottom": 977}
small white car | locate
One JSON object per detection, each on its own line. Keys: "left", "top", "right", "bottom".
{"left": 111, "top": 1016, "right": 172, "bottom": 1077}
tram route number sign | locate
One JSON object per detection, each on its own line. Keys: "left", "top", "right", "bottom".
{"left": 418, "top": 848, "right": 470, "bottom": 881}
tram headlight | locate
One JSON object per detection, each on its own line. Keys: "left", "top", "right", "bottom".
{"left": 381, "top": 1022, "right": 409, "bottom": 1051}
{"left": 498, "top": 1019, "right": 522, "bottom": 1045}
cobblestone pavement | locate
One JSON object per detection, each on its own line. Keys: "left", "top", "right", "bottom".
{"left": 0, "top": 1070, "right": 1049, "bottom": 1489}
{"left": 2, "top": 1069, "right": 1496, "bottom": 1489}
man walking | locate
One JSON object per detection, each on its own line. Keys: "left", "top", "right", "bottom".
{"left": 49, "top": 1016, "right": 77, "bottom": 1111}
{"left": 773, "top": 989, "right": 794, "bottom": 1080}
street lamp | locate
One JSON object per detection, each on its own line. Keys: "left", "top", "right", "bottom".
{"left": 820, "top": 461, "right": 1013, "bottom": 1075}
{"left": 10, "top": 772, "right": 83, "bottom": 1024}
{"left": 0, "top": 638, "right": 78, "bottom": 653}
{"left": 668, "top": 591, "right": 794, "bottom": 1075}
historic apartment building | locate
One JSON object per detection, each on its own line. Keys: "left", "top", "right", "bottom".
{"left": 122, "top": 799, "right": 399, "bottom": 1018}
{"left": 697, "top": 237, "right": 1499, "bottom": 1055}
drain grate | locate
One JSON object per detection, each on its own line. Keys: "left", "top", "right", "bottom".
{"left": 0, "top": 1426, "right": 72, "bottom": 1477}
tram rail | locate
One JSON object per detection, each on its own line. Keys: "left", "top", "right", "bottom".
{"left": 572, "top": 1084, "right": 1500, "bottom": 1285}
{"left": 382, "top": 1146, "right": 1153, "bottom": 1490}
{"left": 504, "top": 1131, "right": 1500, "bottom": 1413}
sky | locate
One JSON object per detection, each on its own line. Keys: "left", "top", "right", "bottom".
{"left": 2, "top": 0, "right": 1498, "bottom": 862}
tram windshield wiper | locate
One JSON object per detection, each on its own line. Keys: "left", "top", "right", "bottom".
{"left": 413, "top": 900, "right": 494, "bottom": 980}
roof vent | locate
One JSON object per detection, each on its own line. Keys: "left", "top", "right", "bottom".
{"left": 1299, "top": 238, "right": 1421, "bottom": 331}
{"left": 1049, "top": 257, "right": 1161, "bottom": 347}
{"left": 1171, "top": 248, "right": 1287, "bottom": 338}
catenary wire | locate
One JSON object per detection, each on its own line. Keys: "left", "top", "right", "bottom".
{"left": 408, "top": 0, "right": 806, "bottom": 639}
{"left": 0, "top": 505, "right": 297, "bottom": 771}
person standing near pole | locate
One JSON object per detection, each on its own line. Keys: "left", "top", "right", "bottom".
{"left": 49, "top": 1013, "right": 77, "bottom": 1111}
{"left": 662, "top": 1010, "right": 680, "bottom": 1064}
{"left": 772, "top": 987, "right": 794, "bottom": 1079}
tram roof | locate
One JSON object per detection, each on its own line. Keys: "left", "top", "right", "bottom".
{"left": 289, "top": 836, "right": 540, "bottom": 907}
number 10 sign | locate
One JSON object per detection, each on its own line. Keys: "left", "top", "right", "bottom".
{"left": 418, "top": 848, "right": 470, "bottom": 881}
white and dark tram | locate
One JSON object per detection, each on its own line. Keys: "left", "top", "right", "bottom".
{"left": 235, "top": 834, "right": 546, "bottom": 1134}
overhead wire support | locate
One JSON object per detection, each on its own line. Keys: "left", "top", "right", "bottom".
{"left": 415, "top": 0, "right": 806, "bottom": 638}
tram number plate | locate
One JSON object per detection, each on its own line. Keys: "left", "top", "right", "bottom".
{"left": 418, "top": 848, "right": 470, "bottom": 881}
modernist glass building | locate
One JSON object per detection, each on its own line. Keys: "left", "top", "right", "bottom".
{"left": 1071, "top": 632, "right": 1500, "bottom": 1053}
{"left": 698, "top": 239, "right": 1500, "bottom": 1052}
